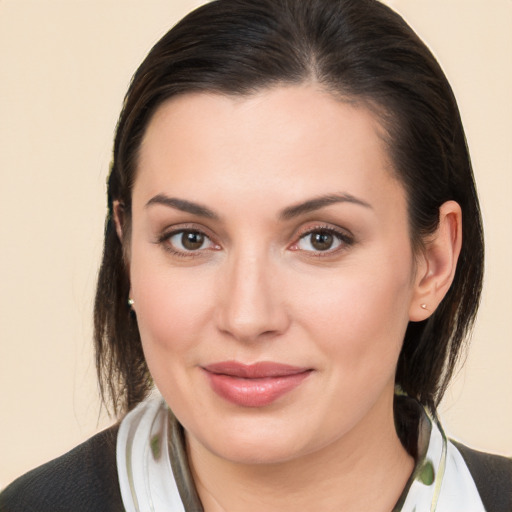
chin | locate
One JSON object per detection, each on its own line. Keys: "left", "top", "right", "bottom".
{"left": 185, "top": 410, "right": 325, "bottom": 466}
{"left": 208, "top": 436, "right": 308, "bottom": 465}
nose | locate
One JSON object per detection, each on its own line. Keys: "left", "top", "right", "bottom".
{"left": 215, "top": 250, "right": 290, "bottom": 342}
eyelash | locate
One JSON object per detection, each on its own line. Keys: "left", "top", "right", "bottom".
{"left": 156, "top": 224, "right": 354, "bottom": 258}
{"left": 157, "top": 225, "right": 220, "bottom": 258}
{"left": 290, "top": 225, "right": 354, "bottom": 256}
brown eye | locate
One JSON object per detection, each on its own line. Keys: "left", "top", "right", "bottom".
{"left": 296, "top": 229, "right": 346, "bottom": 253}
{"left": 168, "top": 230, "right": 212, "bottom": 252}
{"left": 311, "top": 231, "right": 334, "bottom": 251}
{"left": 182, "top": 231, "right": 205, "bottom": 250}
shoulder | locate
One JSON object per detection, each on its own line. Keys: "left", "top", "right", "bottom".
{"left": 0, "top": 424, "right": 124, "bottom": 512}
{"left": 452, "top": 440, "right": 512, "bottom": 512}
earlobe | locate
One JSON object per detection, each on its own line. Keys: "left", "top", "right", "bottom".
{"left": 409, "top": 201, "right": 462, "bottom": 321}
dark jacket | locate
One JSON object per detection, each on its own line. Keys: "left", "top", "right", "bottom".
{"left": 0, "top": 426, "right": 123, "bottom": 512}
{"left": 1, "top": 426, "right": 511, "bottom": 512}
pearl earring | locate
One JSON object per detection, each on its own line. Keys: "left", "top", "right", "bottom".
{"left": 128, "top": 298, "right": 135, "bottom": 307}
{"left": 420, "top": 303, "right": 427, "bottom": 310}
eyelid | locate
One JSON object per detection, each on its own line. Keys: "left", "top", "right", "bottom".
{"left": 155, "top": 222, "right": 354, "bottom": 258}
{"left": 156, "top": 223, "right": 221, "bottom": 256}
{"left": 288, "top": 224, "right": 354, "bottom": 254}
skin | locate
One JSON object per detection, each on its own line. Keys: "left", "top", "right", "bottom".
{"left": 116, "top": 85, "right": 461, "bottom": 511}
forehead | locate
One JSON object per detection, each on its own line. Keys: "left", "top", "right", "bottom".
{"left": 134, "top": 85, "right": 402, "bottom": 210}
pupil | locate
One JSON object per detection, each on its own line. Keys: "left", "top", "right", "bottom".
{"left": 182, "top": 231, "right": 204, "bottom": 250}
{"left": 312, "top": 232, "right": 333, "bottom": 251}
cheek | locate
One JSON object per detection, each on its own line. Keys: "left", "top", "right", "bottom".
{"left": 129, "top": 253, "right": 216, "bottom": 362}
{"left": 292, "top": 255, "right": 414, "bottom": 371}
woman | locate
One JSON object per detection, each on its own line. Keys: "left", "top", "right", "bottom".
{"left": 1, "top": 0, "right": 511, "bottom": 511}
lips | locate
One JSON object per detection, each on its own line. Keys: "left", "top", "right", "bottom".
{"left": 202, "top": 361, "right": 312, "bottom": 407}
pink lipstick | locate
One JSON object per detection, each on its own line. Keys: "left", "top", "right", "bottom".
{"left": 202, "top": 361, "right": 312, "bottom": 407}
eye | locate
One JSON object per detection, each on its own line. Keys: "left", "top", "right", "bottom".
{"left": 291, "top": 227, "right": 352, "bottom": 254}
{"left": 163, "top": 229, "right": 218, "bottom": 253}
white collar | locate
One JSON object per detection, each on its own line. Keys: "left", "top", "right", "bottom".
{"left": 396, "top": 404, "right": 485, "bottom": 511}
{"left": 117, "top": 397, "right": 485, "bottom": 512}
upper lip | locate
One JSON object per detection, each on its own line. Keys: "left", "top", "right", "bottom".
{"left": 202, "top": 361, "right": 311, "bottom": 379}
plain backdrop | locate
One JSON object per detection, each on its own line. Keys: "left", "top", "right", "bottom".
{"left": 1, "top": 0, "right": 511, "bottom": 489}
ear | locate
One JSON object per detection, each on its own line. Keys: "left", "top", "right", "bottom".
{"left": 113, "top": 200, "right": 134, "bottom": 304}
{"left": 113, "top": 200, "right": 125, "bottom": 242}
{"left": 113, "top": 199, "right": 131, "bottom": 264}
{"left": 409, "top": 200, "right": 462, "bottom": 321}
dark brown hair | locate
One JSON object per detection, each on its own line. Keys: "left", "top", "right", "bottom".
{"left": 94, "top": 0, "right": 484, "bottom": 416}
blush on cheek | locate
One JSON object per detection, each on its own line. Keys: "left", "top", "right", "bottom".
{"left": 137, "top": 305, "right": 194, "bottom": 357}
{"left": 299, "top": 273, "right": 410, "bottom": 361}
{"left": 133, "top": 271, "right": 215, "bottom": 355}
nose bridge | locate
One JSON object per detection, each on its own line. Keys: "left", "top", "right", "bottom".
{"left": 216, "top": 244, "right": 287, "bottom": 341}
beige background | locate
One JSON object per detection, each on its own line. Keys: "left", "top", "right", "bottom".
{"left": 0, "top": 0, "right": 510, "bottom": 489}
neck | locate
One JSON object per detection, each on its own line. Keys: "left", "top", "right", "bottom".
{"left": 186, "top": 392, "right": 415, "bottom": 512}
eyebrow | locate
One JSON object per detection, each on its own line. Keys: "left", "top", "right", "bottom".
{"left": 279, "top": 193, "right": 372, "bottom": 220}
{"left": 145, "top": 194, "right": 219, "bottom": 219}
{"left": 145, "top": 192, "right": 371, "bottom": 221}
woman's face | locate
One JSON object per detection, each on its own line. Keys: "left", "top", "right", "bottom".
{"left": 128, "top": 85, "right": 423, "bottom": 464}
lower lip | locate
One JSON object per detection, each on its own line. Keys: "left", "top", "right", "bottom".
{"left": 204, "top": 370, "right": 312, "bottom": 407}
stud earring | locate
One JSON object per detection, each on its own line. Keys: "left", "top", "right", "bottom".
{"left": 420, "top": 303, "right": 428, "bottom": 310}
{"left": 128, "top": 298, "right": 135, "bottom": 307}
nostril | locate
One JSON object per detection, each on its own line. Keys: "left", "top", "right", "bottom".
{"left": 215, "top": 255, "right": 290, "bottom": 341}
{"left": 215, "top": 303, "right": 290, "bottom": 342}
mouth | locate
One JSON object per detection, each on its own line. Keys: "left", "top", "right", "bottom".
{"left": 201, "top": 361, "right": 313, "bottom": 408}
